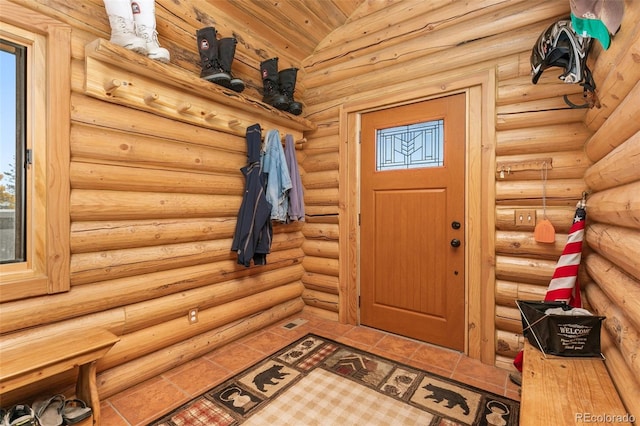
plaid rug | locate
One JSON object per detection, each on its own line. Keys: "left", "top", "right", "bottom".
{"left": 149, "top": 334, "right": 519, "bottom": 426}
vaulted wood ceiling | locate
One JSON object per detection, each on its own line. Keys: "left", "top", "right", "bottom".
{"left": 204, "top": 0, "right": 365, "bottom": 63}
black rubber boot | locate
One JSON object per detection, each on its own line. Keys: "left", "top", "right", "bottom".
{"left": 218, "top": 37, "right": 245, "bottom": 93}
{"left": 278, "top": 68, "right": 302, "bottom": 115}
{"left": 260, "top": 58, "right": 288, "bottom": 110}
{"left": 196, "top": 27, "right": 230, "bottom": 86}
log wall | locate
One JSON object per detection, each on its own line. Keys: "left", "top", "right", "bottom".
{"left": 0, "top": 0, "right": 310, "bottom": 405}
{"left": 303, "top": 0, "right": 579, "bottom": 357}
{"left": 301, "top": 0, "right": 639, "bottom": 414}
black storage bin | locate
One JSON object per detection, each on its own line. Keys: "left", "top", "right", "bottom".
{"left": 516, "top": 300, "right": 605, "bottom": 358}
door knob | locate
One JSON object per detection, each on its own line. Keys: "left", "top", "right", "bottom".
{"left": 450, "top": 238, "right": 461, "bottom": 247}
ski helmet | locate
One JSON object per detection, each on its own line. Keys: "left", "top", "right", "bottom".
{"left": 530, "top": 19, "right": 592, "bottom": 84}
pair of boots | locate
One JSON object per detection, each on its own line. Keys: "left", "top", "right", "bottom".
{"left": 196, "top": 27, "right": 244, "bottom": 93}
{"left": 103, "top": 0, "right": 170, "bottom": 63}
{"left": 260, "top": 58, "right": 302, "bottom": 116}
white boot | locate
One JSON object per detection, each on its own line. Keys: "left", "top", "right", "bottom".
{"left": 131, "top": 0, "right": 170, "bottom": 63}
{"left": 103, "top": 0, "right": 147, "bottom": 54}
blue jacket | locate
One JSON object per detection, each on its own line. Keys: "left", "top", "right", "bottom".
{"left": 262, "top": 130, "right": 292, "bottom": 222}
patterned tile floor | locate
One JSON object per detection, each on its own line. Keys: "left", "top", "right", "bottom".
{"left": 101, "top": 311, "right": 521, "bottom": 425}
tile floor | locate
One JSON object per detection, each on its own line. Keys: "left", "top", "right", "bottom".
{"left": 101, "top": 312, "right": 521, "bottom": 425}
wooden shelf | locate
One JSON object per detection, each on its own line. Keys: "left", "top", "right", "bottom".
{"left": 84, "top": 38, "right": 316, "bottom": 138}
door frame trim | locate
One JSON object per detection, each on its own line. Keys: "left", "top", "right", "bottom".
{"left": 338, "top": 69, "right": 496, "bottom": 363}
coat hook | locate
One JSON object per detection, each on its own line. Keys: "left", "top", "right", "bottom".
{"left": 204, "top": 111, "right": 217, "bottom": 121}
{"left": 104, "top": 79, "right": 122, "bottom": 94}
{"left": 143, "top": 92, "right": 172, "bottom": 108}
{"left": 177, "top": 103, "right": 192, "bottom": 113}
{"left": 144, "top": 92, "right": 160, "bottom": 105}
{"left": 228, "top": 119, "right": 241, "bottom": 128}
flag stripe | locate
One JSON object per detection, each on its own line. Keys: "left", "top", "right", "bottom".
{"left": 544, "top": 207, "right": 585, "bottom": 308}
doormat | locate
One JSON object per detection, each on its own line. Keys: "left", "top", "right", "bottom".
{"left": 149, "top": 334, "right": 519, "bottom": 426}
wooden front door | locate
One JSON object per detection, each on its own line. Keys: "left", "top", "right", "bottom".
{"left": 360, "top": 93, "right": 466, "bottom": 351}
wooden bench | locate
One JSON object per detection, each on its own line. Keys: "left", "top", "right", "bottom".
{"left": 0, "top": 329, "right": 119, "bottom": 425}
{"left": 520, "top": 341, "right": 632, "bottom": 425}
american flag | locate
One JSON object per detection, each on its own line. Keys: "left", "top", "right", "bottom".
{"left": 513, "top": 200, "right": 587, "bottom": 372}
{"left": 543, "top": 204, "right": 586, "bottom": 308}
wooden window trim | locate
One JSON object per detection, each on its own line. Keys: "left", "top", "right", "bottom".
{"left": 0, "top": 1, "right": 70, "bottom": 302}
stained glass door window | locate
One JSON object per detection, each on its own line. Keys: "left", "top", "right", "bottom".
{"left": 375, "top": 120, "right": 444, "bottom": 171}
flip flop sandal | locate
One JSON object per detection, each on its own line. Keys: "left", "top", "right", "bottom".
{"left": 61, "top": 399, "right": 92, "bottom": 425}
{"left": 32, "top": 394, "right": 65, "bottom": 426}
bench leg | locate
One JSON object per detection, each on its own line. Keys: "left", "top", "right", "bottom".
{"left": 77, "top": 362, "right": 100, "bottom": 425}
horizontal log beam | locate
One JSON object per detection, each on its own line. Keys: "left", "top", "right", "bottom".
{"left": 495, "top": 255, "right": 555, "bottom": 285}
{"left": 495, "top": 280, "right": 547, "bottom": 307}
{"left": 495, "top": 230, "right": 564, "bottom": 260}
{"left": 71, "top": 218, "right": 236, "bottom": 253}
{"left": 302, "top": 170, "right": 339, "bottom": 189}
{"left": 301, "top": 305, "right": 339, "bottom": 322}
{"left": 497, "top": 74, "right": 583, "bottom": 106}
{"left": 70, "top": 161, "right": 244, "bottom": 196}
{"left": 495, "top": 329, "right": 522, "bottom": 358}
{"left": 301, "top": 152, "right": 340, "bottom": 173}
{"left": 495, "top": 206, "right": 576, "bottom": 232}
{"left": 495, "top": 305, "right": 522, "bottom": 334}
{"left": 496, "top": 150, "right": 591, "bottom": 181}
{"left": 70, "top": 189, "right": 241, "bottom": 221}
{"left": 496, "top": 107, "right": 586, "bottom": 131}
{"left": 304, "top": 187, "right": 339, "bottom": 206}
{"left": 496, "top": 179, "right": 588, "bottom": 204}
{"left": 302, "top": 256, "right": 339, "bottom": 277}
{"left": 301, "top": 272, "right": 339, "bottom": 295}
{"left": 586, "top": 181, "right": 640, "bottom": 230}
{"left": 301, "top": 239, "right": 339, "bottom": 259}
{"left": 584, "top": 79, "right": 640, "bottom": 162}
{"left": 71, "top": 123, "right": 246, "bottom": 173}
{"left": 586, "top": 223, "right": 640, "bottom": 279}
{"left": 301, "top": 223, "right": 339, "bottom": 240}
{"left": 584, "top": 130, "right": 640, "bottom": 192}
{"left": 496, "top": 123, "right": 591, "bottom": 156}
{"left": 302, "top": 288, "right": 339, "bottom": 313}
{"left": 585, "top": 254, "right": 640, "bottom": 332}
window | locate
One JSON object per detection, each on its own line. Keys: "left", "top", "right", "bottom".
{"left": 0, "top": 1, "right": 70, "bottom": 302}
{"left": 1, "top": 39, "right": 26, "bottom": 264}
{"left": 376, "top": 120, "right": 444, "bottom": 171}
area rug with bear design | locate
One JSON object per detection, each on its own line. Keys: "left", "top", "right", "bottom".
{"left": 149, "top": 334, "right": 519, "bottom": 426}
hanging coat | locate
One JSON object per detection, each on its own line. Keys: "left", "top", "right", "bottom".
{"left": 284, "top": 134, "right": 305, "bottom": 222}
{"left": 231, "top": 124, "right": 273, "bottom": 267}
{"left": 261, "top": 129, "right": 292, "bottom": 222}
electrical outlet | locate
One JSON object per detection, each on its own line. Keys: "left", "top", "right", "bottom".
{"left": 188, "top": 308, "right": 198, "bottom": 324}
{"left": 514, "top": 209, "right": 536, "bottom": 227}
